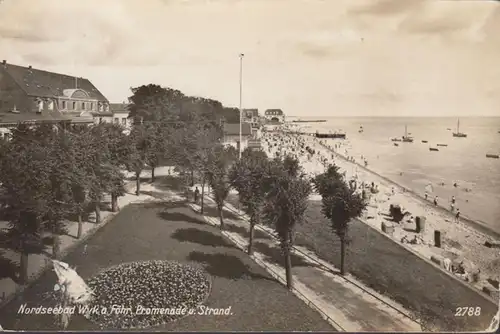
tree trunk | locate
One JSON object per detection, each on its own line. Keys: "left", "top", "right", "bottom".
{"left": 19, "top": 248, "right": 29, "bottom": 285}
{"left": 77, "top": 212, "right": 83, "bottom": 239}
{"left": 340, "top": 236, "right": 346, "bottom": 276}
{"left": 200, "top": 177, "right": 205, "bottom": 214}
{"left": 151, "top": 166, "right": 155, "bottom": 183}
{"left": 135, "top": 172, "right": 141, "bottom": 196}
{"left": 111, "top": 194, "right": 118, "bottom": 212}
{"left": 190, "top": 169, "right": 194, "bottom": 187}
{"left": 284, "top": 247, "right": 293, "bottom": 290}
{"left": 218, "top": 205, "right": 224, "bottom": 230}
{"left": 95, "top": 202, "right": 101, "bottom": 224}
{"left": 248, "top": 219, "right": 255, "bottom": 255}
{"left": 52, "top": 233, "right": 61, "bottom": 260}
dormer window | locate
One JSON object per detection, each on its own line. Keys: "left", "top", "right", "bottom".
{"left": 37, "top": 100, "right": 43, "bottom": 112}
{"left": 48, "top": 100, "right": 54, "bottom": 110}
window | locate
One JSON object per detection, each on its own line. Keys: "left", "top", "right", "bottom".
{"left": 81, "top": 102, "right": 86, "bottom": 110}
{"left": 61, "top": 101, "right": 66, "bottom": 109}
{"left": 104, "top": 104, "right": 109, "bottom": 112}
{"left": 90, "top": 102, "right": 94, "bottom": 110}
{"left": 38, "top": 100, "right": 43, "bottom": 112}
{"left": 114, "top": 117, "right": 119, "bottom": 124}
{"left": 48, "top": 101, "right": 54, "bottom": 110}
{"left": 72, "top": 102, "right": 76, "bottom": 110}
{"left": 99, "top": 117, "right": 103, "bottom": 124}
{"left": 122, "top": 118, "right": 127, "bottom": 125}
{"left": 99, "top": 103, "right": 103, "bottom": 112}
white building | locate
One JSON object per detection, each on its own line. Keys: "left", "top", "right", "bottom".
{"left": 264, "top": 109, "right": 285, "bottom": 123}
{"left": 93, "top": 102, "right": 131, "bottom": 131}
{"left": 222, "top": 122, "right": 255, "bottom": 152}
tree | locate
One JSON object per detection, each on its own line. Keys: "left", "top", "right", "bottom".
{"left": 206, "top": 145, "right": 237, "bottom": 230}
{"left": 229, "top": 148, "right": 270, "bottom": 255}
{"left": 312, "top": 164, "right": 367, "bottom": 275}
{"left": 264, "top": 155, "right": 311, "bottom": 289}
{"left": 0, "top": 124, "right": 52, "bottom": 283}
{"left": 125, "top": 125, "right": 148, "bottom": 195}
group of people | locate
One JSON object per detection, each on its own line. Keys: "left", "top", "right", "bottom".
{"left": 424, "top": 192, "right": 461, "bottom": 223}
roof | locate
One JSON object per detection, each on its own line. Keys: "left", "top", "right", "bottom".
{"left": 1, "top": 62, "right": 108, "bottom": 101}
{"left": 264, "top": 109, "right": 284, "bottom": 115}
{"left": 223, "top": 123, "right": 252, "bottom": 136}
{"left": 109, "top": 103, "right": 130, "bottom": 113}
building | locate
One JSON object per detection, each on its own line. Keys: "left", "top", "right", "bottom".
{"left": 222, "top": 122, "right": 254, "bottom": 152}
{"left": 264, "top": 109, "right": 285, "bottom": 123}
{"left": 242, "top": 108, "right": 261, "bottom": 137}
{"left": 93, "top": 102, "right": 131, "bottom": 129}
{"left": 0, "top": 60, "right": 108, "bottom": 137}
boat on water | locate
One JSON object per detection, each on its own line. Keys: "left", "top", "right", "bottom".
{"left": 315, "top": 131, "right": 346, "bottom": 139}
{"left": 429, "top": 147, "right": 439, "bottom": 151}
{"left": 447, "top": 128, "right": 451, "bottom": 131}
{"left": 391, "top": 138, "right": 402, "bottom": 142}
{"left": 394, "top": 142, "right": 399, "bottom": 147}
{"left": 421, "top": 140, "right": 428, "bottom": 143}
{"left": 486, "top": 154, "right": 499, "bottom": 159}
{"left": 402, "top": 125, "right": 413, "bottom": 142}
{"left": 452, "top": 119, "right": 467, "bottom": 138}
{"left": 437, "top": 144, "right": 448, "bottom": 147}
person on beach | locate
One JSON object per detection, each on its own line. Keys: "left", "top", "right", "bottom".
{"left": 424, "top": 192, "right": 428, "bottom": 200}
{"left": 194, "top": 187, "right": 200, "bottom": 204}
{"left": 434, "top": 196, "right": 438, "bottom": 206}
{"left": 455, "top": 209, "right": 460, "bottom": 223}
{"left": 450, "top": 201, "right": 455, "bottom": 212}
{"left": 391, "top": 187, "right": 395, "bottom": 195}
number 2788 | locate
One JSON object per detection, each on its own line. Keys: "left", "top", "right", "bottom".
{"left": 455, "top": 307, "right": 481, "bottom": 317}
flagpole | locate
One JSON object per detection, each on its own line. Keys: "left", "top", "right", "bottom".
{"left": 239, "top": 53, "right": 244, "bottom": 159}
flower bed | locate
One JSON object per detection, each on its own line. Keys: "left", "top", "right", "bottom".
{"left": 84, "top": 260, "right": 211, "bottom": 329}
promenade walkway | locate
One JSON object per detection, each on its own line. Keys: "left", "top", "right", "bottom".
{"left": 189, "top": 196, "right": 422, "bottom": 332}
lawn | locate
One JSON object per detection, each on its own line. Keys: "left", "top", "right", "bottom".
{"left": 225, "top": 193, "right": 497, "bottom": 331}
{"left": 0, "top": 200, "right": 334, "bottom": 331}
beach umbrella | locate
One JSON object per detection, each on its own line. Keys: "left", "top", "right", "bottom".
{"left": 425, "top": 184, "right": 433, "bottom": 193}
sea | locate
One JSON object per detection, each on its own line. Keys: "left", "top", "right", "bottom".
{"left": 289, "top": 116, "right": 500, "bottom": 235}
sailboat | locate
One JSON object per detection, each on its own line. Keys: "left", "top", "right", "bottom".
{"left": 452, "top": 119, "right": 467, "bottom": 138}
{"left": 402, "top": 125, "right": 413, "bottom": 142}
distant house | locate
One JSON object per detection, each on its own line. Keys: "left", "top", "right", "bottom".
{"left": 242, "top": 108, "right": 261, "bottom": 137}
{"left": 94, "top": 102, "right": 131, "bottom": 130}
{"left": 222, "top": 123, "right": 253, "bottom": 152}
{"left": 0, "top": 60, "right": 108, "bottom": 138}
{"left": 264, "top": 109, "right": 285, "bottom": 123}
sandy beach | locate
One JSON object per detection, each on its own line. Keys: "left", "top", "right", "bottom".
{"left": 260, "top": 125, "right": 500, "bottom": 299}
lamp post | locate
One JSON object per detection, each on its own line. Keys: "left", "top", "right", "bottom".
{"left": 239, "top": 53, "right": 244, "bottom": 159}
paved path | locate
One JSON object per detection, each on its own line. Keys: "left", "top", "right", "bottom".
{"left": 190, "top": 197, "right": 422, "bottom": 332}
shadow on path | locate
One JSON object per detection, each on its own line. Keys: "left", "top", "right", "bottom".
{"left": 158, "top": 211, "right": 206, "bottom": 226}
{"left": 171, "top": 228, "right": 236, "bottom": 248}
{"left": 225, "top": 224, "right": 272, "bottom": 241}
{"left": 188, "top": 251, "right": 277, "bottom": 283}
{"left": 253, "top": 241, "right": 318, "bottom": 269}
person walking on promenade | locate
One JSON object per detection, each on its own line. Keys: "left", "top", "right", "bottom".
{"left": 455, "top": 209, "right": 460, "bottom": 223}
{"left": 194, "top": 187, "right": 200, "bottom": 204}
{"left": 433, "top": 196, "right": 438, "bottom": 206}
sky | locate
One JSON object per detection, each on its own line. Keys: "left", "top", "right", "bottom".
{"left": 0, "top": 0, "right": 499, "bottom": 117}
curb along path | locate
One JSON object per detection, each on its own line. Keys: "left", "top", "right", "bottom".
{"left": 190, "top": 196, "right": 422, "bottom": 332}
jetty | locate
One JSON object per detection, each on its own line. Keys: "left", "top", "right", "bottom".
{"left": 292, "top": 119, "right": 327, "bottom": 123}
{"left": 315, "top": 131, "right": 346, "bottom": 139}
